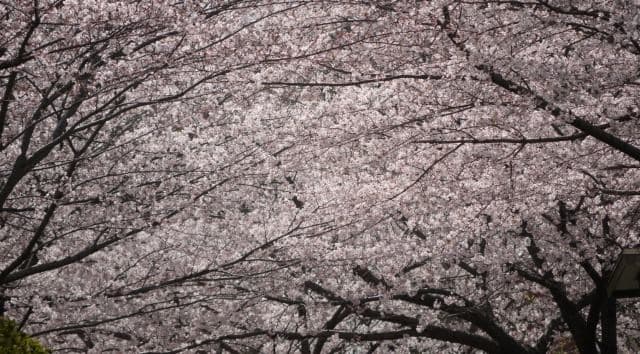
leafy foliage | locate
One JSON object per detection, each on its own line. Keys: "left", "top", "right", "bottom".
{"left": 0, "top": 317, "right": 50, "bottom": 354}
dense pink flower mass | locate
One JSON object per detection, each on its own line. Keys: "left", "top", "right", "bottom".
{"left": 1, "top": 0, "right": 640, "bottom": 352}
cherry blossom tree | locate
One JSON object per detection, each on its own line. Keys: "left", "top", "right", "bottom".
{"left": 3, "top": 0, "right": 640, "bottom": 353}
{"left": 169, "top": 1, "right": 639, "bottom": 353}
{"left": 0, "top": 0, "right": 326, "bottom": 351}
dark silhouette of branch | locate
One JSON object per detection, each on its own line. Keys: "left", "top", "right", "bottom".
{"left": 264, "top": 74, "right": 443, "bottom": 87}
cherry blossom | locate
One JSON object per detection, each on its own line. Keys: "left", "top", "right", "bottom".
{"left": 2, "top": 1, "right": 640, "bottom": 353}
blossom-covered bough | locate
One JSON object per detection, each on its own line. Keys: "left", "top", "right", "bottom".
{"left": 0, "top": 0, "right": 322, "bottom": 351}
{"left": 233, "top": 1, "right": 640, "bottom": 353}
{"left": 2, "top": 0, "right": 640, "bottom": 353}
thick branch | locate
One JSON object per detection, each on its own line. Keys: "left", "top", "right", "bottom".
{"left": 0, "top": 202, "right": 57, "bottom": 282}
{"left": 477, "top": 65, "right": 640, "bottom": 162}
{"left": 394, "top": 290, "right": 533, "bottom": 353}
{"left": 413, "top": 131, "right": 590, "bottom": 145}
{"left": 0, "top": 228, "right": 142, "bottom": 284}
{"left": 264, "top": 74, "right": 442, "bottom": 87}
